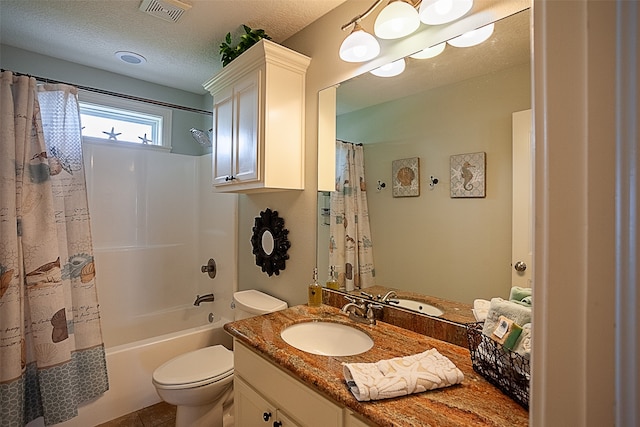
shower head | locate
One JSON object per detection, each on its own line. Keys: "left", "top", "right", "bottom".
{"left": 190, "top": 128, "right": 212, "bottom": 147}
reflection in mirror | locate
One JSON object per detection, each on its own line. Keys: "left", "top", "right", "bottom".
{"left": 317, "top": 9, "right": 531, "bottom": 315}
{"left": 262, "top": 230, "right": 274, "bottom": 256}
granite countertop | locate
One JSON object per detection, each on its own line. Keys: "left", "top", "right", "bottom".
{"left": 349, "top": 285, "right": 477, "bottom": 325}
{"left": 224, "top": 304, "right": 528, "bottom": 427}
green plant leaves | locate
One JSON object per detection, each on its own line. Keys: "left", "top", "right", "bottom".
{"left": 219, "top": 25, "right": 272, "bottom": 67}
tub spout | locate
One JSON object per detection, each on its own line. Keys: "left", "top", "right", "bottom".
{"left": 194, "top": 293, "right": 215, "bottom": 306}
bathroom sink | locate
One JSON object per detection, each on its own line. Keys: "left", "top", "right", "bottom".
{"left": 390, "top": 299, "right": 444, "bottom": 316}
{"left": 280, "top": 321, "right": 373, "bottom": 356}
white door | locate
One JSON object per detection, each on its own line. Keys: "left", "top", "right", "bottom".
{"left": 512, "top": 109, "right": 533, "bottom": 287}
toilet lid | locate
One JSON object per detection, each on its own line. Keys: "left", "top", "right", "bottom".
{"left": 153, "top": 345, "right": 234, "bottom": 386}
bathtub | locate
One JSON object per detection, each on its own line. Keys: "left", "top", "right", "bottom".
{"left": 40, "top": 320, "right": 233, "bottom": 427}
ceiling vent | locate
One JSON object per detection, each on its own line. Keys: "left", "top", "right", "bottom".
{"left": 139, "top": 0, "right": 191, "bottom": 23}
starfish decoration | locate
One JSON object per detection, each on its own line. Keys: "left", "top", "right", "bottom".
{"left": 138, "top": 133, "right": 152, "bottom": 144}
{"left": 102, "top": 127, "right": 121, "bottom": 141}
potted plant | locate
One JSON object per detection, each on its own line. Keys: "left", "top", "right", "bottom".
{"left": 219, "top": 25, "right": 272, "bottom": 67}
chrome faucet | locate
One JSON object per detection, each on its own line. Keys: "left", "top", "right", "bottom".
{"left": 341, "top": 297, "right": 382, "bottom": 325}
{"left": 380, "top": 290, "right": 399, "bottom": 304}
{"left": 194, "top": 293, "right": 215, "bottom": 306}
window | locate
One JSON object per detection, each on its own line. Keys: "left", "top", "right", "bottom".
{"left": 78, "top": 90, "right": 172, "bottom": 149}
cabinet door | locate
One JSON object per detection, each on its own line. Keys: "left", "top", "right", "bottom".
{"left": 233, "top": 70, "right": 259, "bottom": 183}
{"left": 235, "top": 377, "right": 277, "bottom": 427}
{"left": 276, "top": 410, "right": 301, "bottom": 427}
{"left": 212, "top": 85, "right": 234, "bottom": 185}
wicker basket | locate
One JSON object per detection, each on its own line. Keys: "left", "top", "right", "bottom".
{"left": 466, "top": 322, "right": 530, "bottom": 409}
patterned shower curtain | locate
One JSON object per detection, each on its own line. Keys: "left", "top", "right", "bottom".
{"left": 329, "top": 141, "right": 375, "bottom": 291}
{"left": 0, "top": 71, "right": 108, "bottom": 426}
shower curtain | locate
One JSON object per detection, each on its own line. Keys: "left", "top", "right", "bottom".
{"left": 329, "top": 141, "right": 375, "bottom": 291}
{"left": 0, "top": 71, "right": 108, "bottom": 426}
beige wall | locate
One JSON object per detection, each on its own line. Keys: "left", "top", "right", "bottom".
{"left": 333, "top": 63, "right": 530, "bottom": 303}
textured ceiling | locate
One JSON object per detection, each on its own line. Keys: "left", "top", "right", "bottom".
{"left": 0, "top": 0, "right": 347, "bottom": 94}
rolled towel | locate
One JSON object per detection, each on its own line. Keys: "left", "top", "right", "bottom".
{"left": 513, "top": 323, "right": 532, "bottom": 358}
{"left": 343, "top": 349, "right": 464, "bottom": 401}
{"left": 482, "top": 298, "right": 532, "bottom": 338}
{"left": 509, "top": 286, "right": 532, "bottom": 303}
{"left": 472, "top": 299, "right": 491, "bottom": 321}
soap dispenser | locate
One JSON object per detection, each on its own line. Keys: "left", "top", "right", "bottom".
{"left": 325, "top": 266, "right": 339, "bottom": 290}
{"left": 307, "top": 267, "right": 322, "bottom": 307}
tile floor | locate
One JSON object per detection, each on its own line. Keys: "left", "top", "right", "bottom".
{"left": 96, "top": 402, "right": 176, "bottom": 427}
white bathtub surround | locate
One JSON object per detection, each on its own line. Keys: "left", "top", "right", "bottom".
{"left": 83, "top": 143, "right": 238, "bottom": 348}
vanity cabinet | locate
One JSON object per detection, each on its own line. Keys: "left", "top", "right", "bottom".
{"left": 203, "top": 40, "right": 310, "bottom": 193}
{"left": 234, "top": 340, "right": 345, "bottom": 427}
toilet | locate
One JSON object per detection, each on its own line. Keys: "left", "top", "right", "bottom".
{"left": 152, "top": 290, "right": 288, "bottom": 427}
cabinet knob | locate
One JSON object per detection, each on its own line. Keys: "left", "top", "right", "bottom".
{"left": 225, "top": 175, "right": 236, "bottom": 181}
{"left": 262, "top": 412, "right": 272, "bottom": 422}
{"left": 273, "top": 422, "right": 283, "bottom": 427}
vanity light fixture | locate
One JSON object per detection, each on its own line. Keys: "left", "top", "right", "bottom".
{"left": 418, "top": 0, "right": 473, "bottom": 25}
{"left": 447, "top": 22, "right": 495, "bottom": 47}
{"left": 374, "top": 0, "right": 421, "bottom": 40}
{"left": 370, "top": 58, "right": 406, "bottom": 77}
{"left": 410, "top": 41, "right": 446, "bottom": 59}
{"left": 339, "top": 22, "right": 381, "bottom": 62}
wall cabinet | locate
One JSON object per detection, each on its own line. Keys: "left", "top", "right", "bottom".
{"left": 203, "top": 40, "right": 310, "bottom": 193}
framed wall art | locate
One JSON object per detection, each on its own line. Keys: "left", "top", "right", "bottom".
{"left": 450, "top": 152, "right": 486, "bottom": 198}
{"left": 392, "top": 157, "right": 420, "bottom": 197}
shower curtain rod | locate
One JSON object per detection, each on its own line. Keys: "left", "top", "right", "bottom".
{"left": 2, "top": 69, "right": 213, "bottom": 116}
{"left": 338, "top": 139, "right": 363, "bottom": 146}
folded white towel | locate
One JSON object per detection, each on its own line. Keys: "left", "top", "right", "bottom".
{"left": 473, "top": 299, "right": 491, "bottom": 321}
{"left": 481, "top": 298, "right": 532, "bottom": 338}
{"left": 343, "top": 349, "right": 464, "bottom": 401}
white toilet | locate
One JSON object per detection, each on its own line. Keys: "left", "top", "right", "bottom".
{"left": 152, "top": 290, "right": 288, "bottom": 427}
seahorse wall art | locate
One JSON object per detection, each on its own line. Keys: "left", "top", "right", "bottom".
{"left": 450, "top": 152, "right": 486, "bottom": 198}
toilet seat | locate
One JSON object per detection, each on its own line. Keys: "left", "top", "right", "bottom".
{"left": 153, "top": 345, "right": 234, "bottom": 389}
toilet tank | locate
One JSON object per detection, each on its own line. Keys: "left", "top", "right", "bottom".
{"left": 233, "top": 290, "right": 288, "bottom": 320}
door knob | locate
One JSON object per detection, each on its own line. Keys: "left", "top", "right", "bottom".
{"left": 514, "top": 261, "right": 527, "bottom": 272}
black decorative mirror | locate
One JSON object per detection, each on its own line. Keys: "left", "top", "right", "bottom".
{"left": 251, "top": 208, "right": 290, "bottom": 276}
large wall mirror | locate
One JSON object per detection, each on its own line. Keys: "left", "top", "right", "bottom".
{"left": 317, "top": 8, "right": 531, "bottom": 308}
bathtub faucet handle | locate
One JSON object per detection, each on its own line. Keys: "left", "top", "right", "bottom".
{"left": 201, "top": 258, "right": 217, "bottom": 279}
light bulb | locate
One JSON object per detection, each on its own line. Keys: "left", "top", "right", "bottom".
{"left": 374, "top": 0, "right": 421, "bottom": 40}
{"left": 410, "top": 42, "right": 446, "bottom": 59}
{"left": 447, "top": 22, "right": 494, "bottom": 47}
{"left": 339, "top": 24, "right": 381, "bottom": 62}
{"left": 370, "top": 58, "right": 406, "bottom": 77}
{"left": 419, "top": 0, "right": 473, "bottom": 25}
